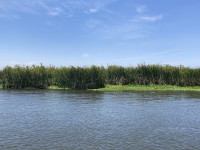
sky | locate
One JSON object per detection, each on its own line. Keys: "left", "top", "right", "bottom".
{"left": 0, "top": 0, "right": 200, "bottom": 68}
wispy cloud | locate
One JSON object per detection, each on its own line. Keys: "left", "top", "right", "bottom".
{"left": 84, "top": 8, "right": 99, "bottom": 14}
{"left": 84, "top": 18, "right": 151, "bottom": 40}
{"left": 83, "top": 4, "right": 163, "bottom": 40}
{"left": 1, "top": 1, "right": 164, "bottom": 41}
{"left": 136, "top": 5, "right": 147, "bottom": 14}
{"left": 89, "top": 8, "right": 99, "bottom": 13}
{"left": 84, "top": 15, "right": 162, "bottom": 40}
{"left": 108, "top": 50, "right": 184, "bottom": 65}
{"left": 138, "top": 15, "right": 163, "bottom": 22}
{"left": 84, "top": 19, "right": 103, "bottom": 29}
{"left": 48, "top": 7, "right": 64, "bottom": 16}
{"left": 102, "top": 24, "right": 150, "bottom": 39}
{"left": 0, "top": 0, "right": 116, "bottom": 18}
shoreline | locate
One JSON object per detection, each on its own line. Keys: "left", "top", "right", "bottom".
{"left": 90, "top": 85, "right": 200, "bottom": 92}
{"left": 1, "top": 84, "right": 200, "bottom": 92}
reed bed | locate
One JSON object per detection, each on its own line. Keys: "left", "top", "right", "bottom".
{"left": 0, "top": 65, "right": 105, "bottom": 89}
{"left": 1, "top": 64, "right": 200, "bottom": 89}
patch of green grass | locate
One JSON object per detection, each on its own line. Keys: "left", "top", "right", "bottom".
{"left": 48, "top": 86, "right": 69, "bottom": 90}
{"left": 90, "top": 85, "right": 200, "bottom": 92}
{"left": 1, "top": 84, "right": 200, "bottom": 92}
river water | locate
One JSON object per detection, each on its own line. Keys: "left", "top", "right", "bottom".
{"left": 1, "top": 90, "right": 200, "bottom": 150}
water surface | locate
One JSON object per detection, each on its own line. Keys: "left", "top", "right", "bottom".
{"left": 1, "top": 90, "right": 200, "bottom": 149}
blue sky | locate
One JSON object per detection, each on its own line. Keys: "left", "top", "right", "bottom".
{"left": 0, "top": 0, "right": 200, "bottom": 68}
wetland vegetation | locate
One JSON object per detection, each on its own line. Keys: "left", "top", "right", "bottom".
{"left": 0, "top": 64, "right": 200, "bottom": 90}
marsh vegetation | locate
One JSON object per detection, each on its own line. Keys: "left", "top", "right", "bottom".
{"left": 0, "top": 64, "right": 200, "bottom": 90}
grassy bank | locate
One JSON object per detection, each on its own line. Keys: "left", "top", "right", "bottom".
{"left": 47, "top": 84, "right": 200, "bottom": 92}
{"left": 90, "top": 85, "right": 200, "bottom": 92}
{"left": 48, "top": 86, "right": 69, "bottom": 90}
{"left": 1, "top": 84, "right": 200, "bottom": 91}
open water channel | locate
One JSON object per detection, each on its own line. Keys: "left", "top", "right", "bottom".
{"left": 1, "top": 90, "right": 200, "bottom": 149}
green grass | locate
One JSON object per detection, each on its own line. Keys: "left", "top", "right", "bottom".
{"left": 1, "top": 84, "right": 200, "bottom": 92}
{"left": 90, "top": 85, "right": 200, "bottom": 92}
{"left": 48, "top": 86, "right": 69, "bottom": 90}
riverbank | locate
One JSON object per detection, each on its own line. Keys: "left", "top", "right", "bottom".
{"left": 48, "top": 86, "right": 69, "bottom": 90}
{"left": 90, "top": 85, "right": 200, "bottom": 92}
{"left": 50, "top": 85, "right": 200, "bottom": 92}
{"left": 1, "top": 84, "right": 200, "bottom": 92}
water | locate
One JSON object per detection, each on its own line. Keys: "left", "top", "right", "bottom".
{"left": 1, "top": 90, "right": 200, "bottom": 150}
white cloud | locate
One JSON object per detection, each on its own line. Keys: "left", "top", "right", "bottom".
{"left": 48, "top": 7, "right": 63, "bottom": 16}
{"left": 84, "top": 19, "right": 150, "bottom": 40}
{"left": 0, "top": 0, "right": 116, "bottom": 18}
{"left": 139, "top": 15, "right": 163, "bottom": 22}
{"left": 89, "top": 8, "right": 98, "bottom": 13}
{"left": 136, "top": 5, "right": 147, "bottom": 14}
{"left": 83, "top": 3, "right": 163, "bottom": 40}
{"left": 103, "top": 24, "right": 148, "bottom": 39}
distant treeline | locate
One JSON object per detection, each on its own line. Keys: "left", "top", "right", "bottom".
{"left": 0, "top": 64, "right": 200, "bottom": 89}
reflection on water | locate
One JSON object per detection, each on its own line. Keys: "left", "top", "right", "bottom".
{"left": 1, "top": 90, "right": 200, "bottom": 149}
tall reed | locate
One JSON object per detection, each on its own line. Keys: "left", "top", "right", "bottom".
{"left": 1, "top": 65, "right": 105, "bottom": 89}
{"left": 1, "top": 64, "right": 200, "bottom": 89}
{"left": 106, "top": 64, "right": 200, "bottom": 86}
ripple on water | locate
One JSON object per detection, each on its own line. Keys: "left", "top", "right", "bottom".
{"left": 1, "top": 90, "right": 200, "bottom": 149}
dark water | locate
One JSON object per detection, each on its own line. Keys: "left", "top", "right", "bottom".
{"left": 1, "top": 90, "right": 200, "bottom": 150}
